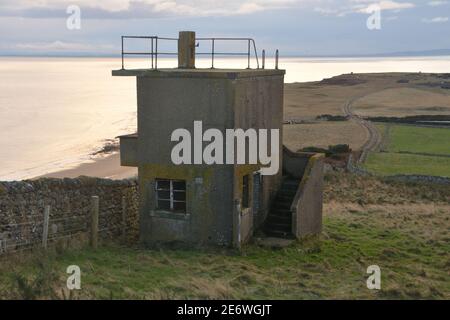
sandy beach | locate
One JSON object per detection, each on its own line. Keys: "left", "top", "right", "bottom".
{"left": 39, "top": 153, "right": 137, "bottom": 180}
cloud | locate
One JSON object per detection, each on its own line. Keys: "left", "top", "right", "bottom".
{"left": 422, "top": 16, "right": 449, "bottom": 23}
{"left": 0, "top": 0, "right": 131, "bottom": 12}
{"left": 2, "top": 41, "right": 116, "bottom": 53}
{"left": 314, "top": 6, "right": 347, "bottom": 17}
{"left": 238, "top": 3, "right": 266, "bottom": 14}
{"left": 354, "top": 1, "right": 415, "bottom": 14}
{"left": 0, "top": 0, "right": 304, "bottom": 19}
{"left": 428, "top": 1, "right": 448, "bottom": 6}
{"left": 314, "top": 0, "right": 415, "bottom": 17}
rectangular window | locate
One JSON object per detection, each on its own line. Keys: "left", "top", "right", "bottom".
{"left": 242, "top": 175, "right": 250, "bottom": 209}
{"left": 155, "top": 179, "right": 186, "bottom": 213}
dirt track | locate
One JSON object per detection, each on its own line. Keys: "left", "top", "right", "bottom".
{"left": 343, "top": 96, "right": 382, "bottom": 163}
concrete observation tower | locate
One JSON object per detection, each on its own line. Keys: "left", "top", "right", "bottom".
{"left": 113, "top": 31, "right": 323, "bottom": 248}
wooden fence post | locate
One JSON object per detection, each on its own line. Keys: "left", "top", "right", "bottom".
{"left": 121, "top": 194, "right": 127, "bottom": 242}
{"left": 90, "top": 196, "right": 99, "bottom": 249}
{"left": 42, "top": 205, "right": 50, "bottom": 249}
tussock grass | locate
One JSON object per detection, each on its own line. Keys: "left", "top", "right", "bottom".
{"left": 324, "top": 172, "right": 450, "bottom": 204}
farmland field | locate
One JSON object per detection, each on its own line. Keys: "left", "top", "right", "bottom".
{"left": 364, "top": 124, "right": 450, "bottom": 177}
{"left": 283, "top": 121, "right": 368, "bottom": 151}
{"left": 352, "top": 87, "right": 450, "bottom": 117}
{"left": 284, "top": 72, "right": 450, "bottom": 153}
{"left": 378, "top": 124, "right": 450, "bottom": 156}
{"left": 364, "top": 152, "right": 450, "bottom": 177}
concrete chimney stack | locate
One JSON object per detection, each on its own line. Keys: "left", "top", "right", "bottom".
{"left": 178, "top": 31, "right": 196, "bottom": 69}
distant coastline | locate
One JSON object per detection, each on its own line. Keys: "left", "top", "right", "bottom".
{"left": 1, "top": 48, "right": 450, "bottom": 59}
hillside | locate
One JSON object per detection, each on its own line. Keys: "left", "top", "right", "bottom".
{"left": 1, "top": 172, "right": 448, "bottom": 300}
{"left": 284, "top": 72, "right": 450, "bottom": 177}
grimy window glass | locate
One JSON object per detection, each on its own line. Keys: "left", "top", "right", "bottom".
{"left": 242, "top": 175, "right": 250, "bottom": 208}
{"left": 155, "top": 179, "right": 186, "bottom": 213}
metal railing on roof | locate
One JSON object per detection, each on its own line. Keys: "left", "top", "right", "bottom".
{"left": 120, "top": 35, "right": 277, "bottom": 70}
{"left": 195, "top": 37, "right": 259, "bottom": 69}
{"left": 121, "top": 36, "right": 178, "bottom": 70}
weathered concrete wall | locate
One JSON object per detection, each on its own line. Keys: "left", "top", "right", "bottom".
{"left": 136, "top": 76, "right": 234, "bottom": 165}
{"left": 283, "top": 146, "right": 315, "bottom": 179}
{"left": 135, "top": 75, "right": 236, "bottom": 246}
{"left": 233, "top": 75, "right": 285, "bottom": 230}
{"left": 139, "top": 164, "right": 234, "bottom": 246}
{"left": 131, "top": 70, "right": 285, "bottom": 247}
{"left": 119, "top": 134, "right": 138, "bottom": 167}
{"left": 233, "top": 164, "right": 259, "bottom": 246}
{"left": 0, "top": 177, "right": 139, "bottom": 253}
{"left": 291, "top": 154, "right": 324, "bottom": 238}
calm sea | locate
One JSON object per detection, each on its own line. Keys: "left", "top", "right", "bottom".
{"left": 1, "top": 56, "right": 449, "bottom": 180}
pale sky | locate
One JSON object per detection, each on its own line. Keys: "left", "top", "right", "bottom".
{"left": 0, "top": 0, "right": 449, "bottom": 56}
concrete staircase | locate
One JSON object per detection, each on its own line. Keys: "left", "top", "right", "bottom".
{"left": 264, "top": 176, "right": 300, "bottom": 239}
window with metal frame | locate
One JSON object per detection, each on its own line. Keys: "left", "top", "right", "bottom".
{"left": 155, "top": 179, "right": 186, "bottom": 213}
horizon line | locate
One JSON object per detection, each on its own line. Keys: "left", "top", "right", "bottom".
{"left": 1, "top": 52, "right": 450, "bottom": 59}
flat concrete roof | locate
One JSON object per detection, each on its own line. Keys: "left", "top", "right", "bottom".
{"left": 117, "top": 133, "right": 138, "bottom": 139}
{"left": 112, "top": 68, "right": 285, "bottom": 79}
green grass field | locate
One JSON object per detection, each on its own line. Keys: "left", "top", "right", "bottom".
{"left": 381, "top": 124, "right": 450, "bottom": 156}
{"left": 365, "top": 124, "right": 450, "bottom": 177}
{"left": 365, "top": 153, "right": 450, "bottom": 177}
{"left": 1, "top": 174, "right": 449, "bottom": 300}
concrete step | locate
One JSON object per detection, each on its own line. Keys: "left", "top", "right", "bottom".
{"left": 265, "top": 229, "right": 295, "bottom": 239}
{"left": 272, "top": 201, "right": 291, "bottom": 210}
{"left": 266, "top": 214, "right": 291, "bottom": 223}
{"left": 280, "top": 184, "right": 298, "bottom": 192}
{"left": 283, "top": 179, "right": 301, "bottom": 186}
{"left": 277, "top": 194, "right": 296, "bottom": 202}
{"left": 269, "top": 222, "right": 291, "bottom": 230}
{"left": 271, "top": 208, "right": 291, "bottom": 216}
{"left": 279, "top": 187, "right": 297, "bottom": 194}
{"left": 264, "top": 175, "right": 300, "bottom": 240}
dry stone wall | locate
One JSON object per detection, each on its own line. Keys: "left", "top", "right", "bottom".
{"left": 0, "top": 177, "right": 139, "bottom": 254}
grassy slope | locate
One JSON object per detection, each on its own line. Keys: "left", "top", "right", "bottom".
{"left": 285, "top": 73, "right": 450, "bottom": 152}
{"left": 1, "top": 173, "right": 449, "bottom": 300}
{"left": 365, "top": 124, "right": 450, "bottom": 177}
